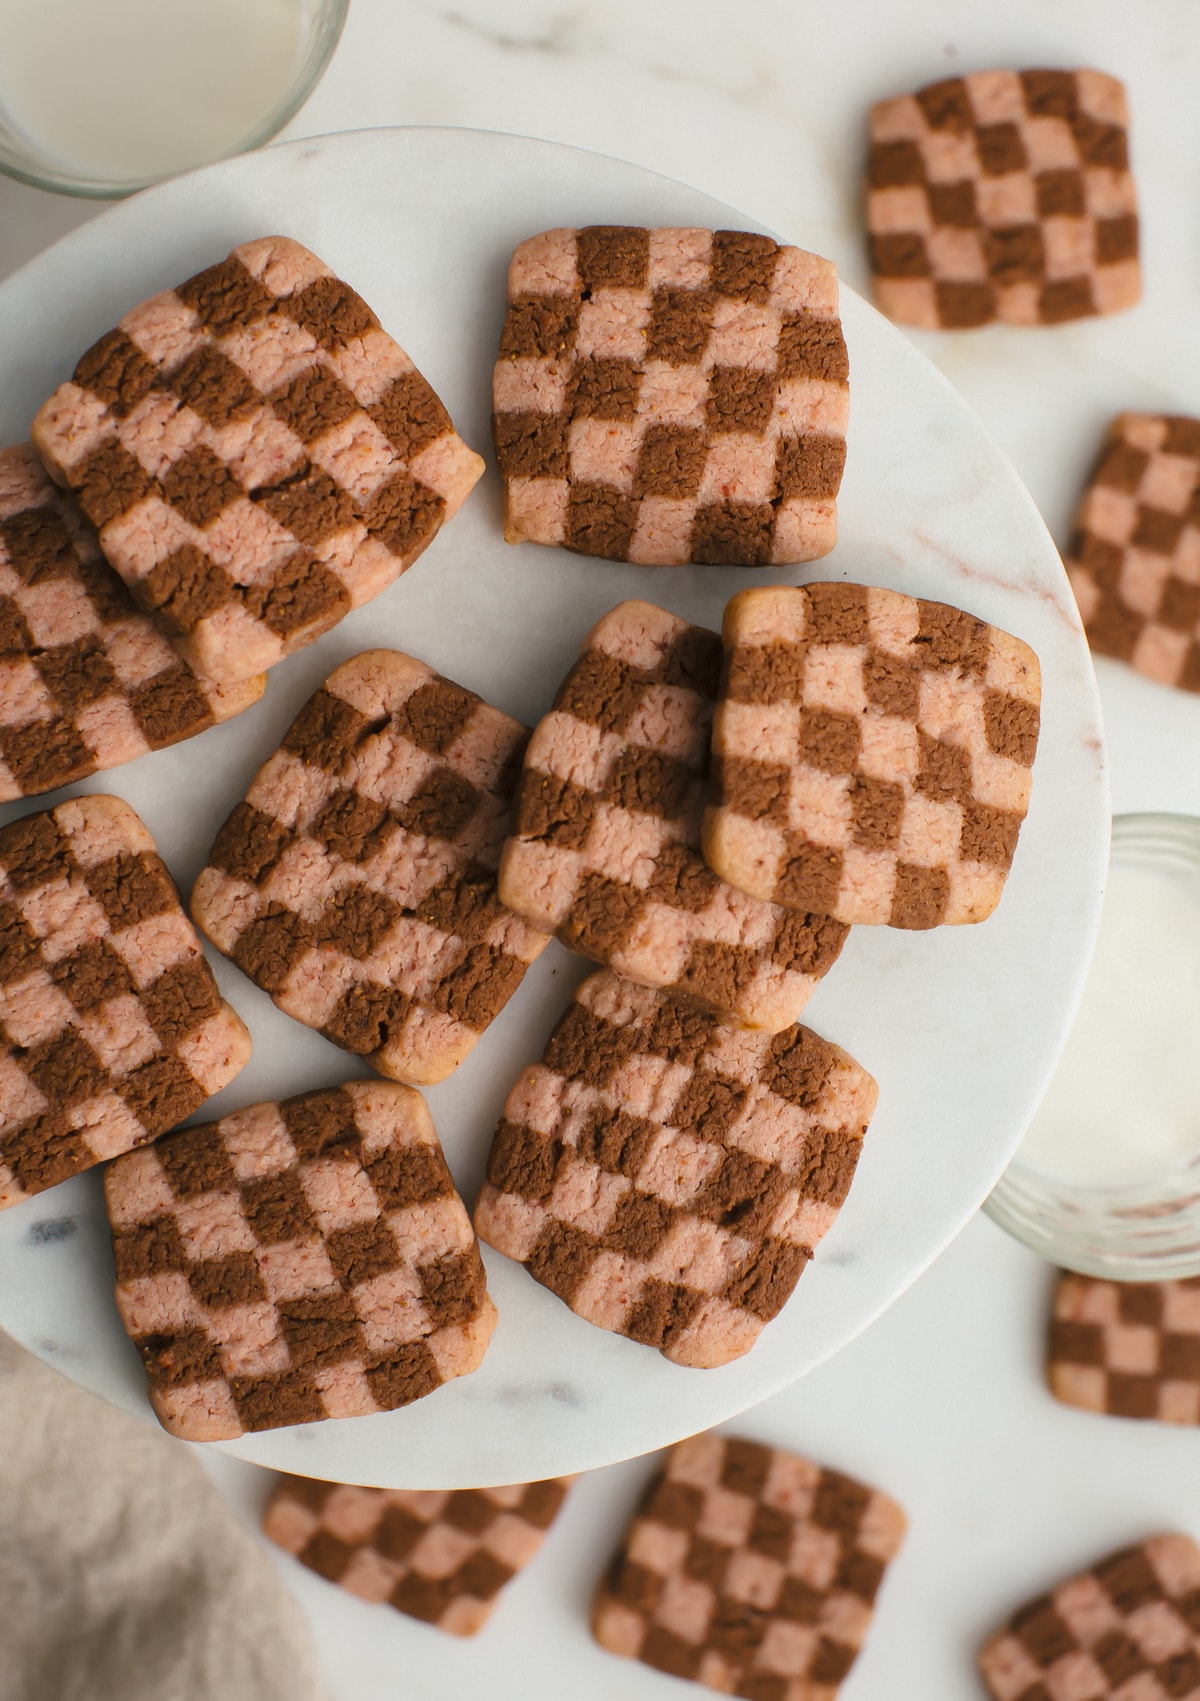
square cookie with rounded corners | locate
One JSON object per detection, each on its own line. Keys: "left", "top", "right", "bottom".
{"left": 0, "top": 794, "right": 250, "bottom": 1211}
{"left": 1065, "top": 413, "right": 1200, "bottom": 691}
{"left": 31, "top": 236, "right": 484, "bottom": 685}
{"left": 191, "top": 649, "right": 549, "bottom": 1086}
{"left": 867, "top": 68, "right": 1139, "bottom": 328}
{"left": 264, "top": 1473, "right": 572, "bottom": 1635}
{"left": 593, "top": 1433, "right": 905, "bottom": 1696}
{"left": 1048, "top": 1270, "right": 1200, "bottom": 1425}
{"left": 0, "top": 443, "right": 263, "bottom": 799}
{"left": 703, "top": 583, "right": 1041, "bottom": 929}
{"left": 492, "top": 225, "right": 847, "bottom": 565}
{"left": 498, "top": 601, "right": 847, "bottom": 1033}
{"left": 104, "top": 1079, "right": 497, "bottom": 1440}
{"left": 979, "top": 1534, "right": 1200, "bottom": 1700}
{"left": 474, "top": 970, "right": 877, "bottom": 1369}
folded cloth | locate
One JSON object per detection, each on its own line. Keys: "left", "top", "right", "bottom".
{"left": 0, "top": 1331, "right": 327, "bottom": 1701}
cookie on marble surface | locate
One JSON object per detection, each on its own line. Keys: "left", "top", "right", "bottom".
{"left": 105, "top": 1079, "right": 496, "bottom": 1440}
{"left": 978, "top": 1534, "right": 1200, "bottom": 1700}
{"left": 264, "top": 1473, "right": 571, "bottom": 1634}
{"left": 1048, "top": 1270, "right": 1200, "bottom": 1425}
{"left": 703, "top": 583, "right": 1041, "bottom": 929}
{"left": 475, "top": 970, "right": 876, "bottom": 1369}
{"left": 493, "top": 225, "right": 847, "bottom": 565}
{"left": 498, "top": 601, "right": 847, "bottom": 1033}
{"left": 1065, "top": 413, "right": 1200, "bottom": 691}
{"left": 0, "top": 795, "right": 250, "bottom": 1211}
{"left": 31, "top": 236, "right": 484, "bottom": 685}
{"left": 191, "top": 649, "right": 549, "bottom": 1086}
{"left": 0, "top": 444, "right": 263, "bottom": 799}
{"left": 593, "top": 1433, "right": 905, "bottom": 1696}
{"left": 867, "top": 68, "right": 1139, "bottom": 328}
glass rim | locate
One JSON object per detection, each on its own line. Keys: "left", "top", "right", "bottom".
{"left": 984, "top": 808, "right": 1200, "bottom": 1280}
{"left": 0, "top": 0, "right": 349, "bottom": 199}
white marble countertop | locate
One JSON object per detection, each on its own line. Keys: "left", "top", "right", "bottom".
{"left": 4, "top": 1, "right": 1200, "bottom": 1695}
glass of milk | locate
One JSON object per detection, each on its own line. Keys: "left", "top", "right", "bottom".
{"left": 0, "top": 0, "right": 348, "bottom": 197}
{"left": 986, "top": 813, "right": 1200, "bottom": 1279}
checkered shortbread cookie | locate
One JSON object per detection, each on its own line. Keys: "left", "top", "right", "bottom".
{"left": 0, "top": 796, "right": 250, "bottom": 1210}
{"left": 191, "top": 649, "right": 549, "bottom": 1085}
{"left": 0, "top": 444, "right": 263, "bottom": 799}
{"left": 1065, "top": 413, "right": 1200, "bottom": 691}
{"left": 1048, "top": 1272, "right": 1200, "bottom": 1425}
{"left": 703, "top": 584, "right": 1041, "bottom": 929}
{"left": 594, "top": 1434, "right": 905, "bottom": 1697}
{"left": 264, "top": 1473, "right": 571, "bottom": 1634}
{"left": 867, "top": 68, "right": 1139, "bottom": 328}
{"left": 979, "top": 1535, "right": 1200, "bottom": 1700}
{"left": 498, "top": 601, "right": 847, "bottom": 1033}
{"left": 31, "top": 236, "right": 484, "bottom": 685}
{"left": 492, "top": 225, "right": 848, "bottom": 565}
{"left": 104, "top": 1080, "right": 497, "bottom": 1440}
{"left": 475, "top": 971, "right": 876, "bottom": 1368}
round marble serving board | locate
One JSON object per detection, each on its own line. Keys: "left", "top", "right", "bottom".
{"left": 0, "top": 127, "right": 1107, "bottom": 1488}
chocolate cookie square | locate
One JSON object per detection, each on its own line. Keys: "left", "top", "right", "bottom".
{"left": 979, "top": 1535, "right": 1200, "bottom": 1699}
{"left": 493, "top": 226, "right": 848, "bottom": 565}
{"left": 0, "top": 443, "right": 264, "bottom": 799}
{"left": 703, "top": 583, "right": 1041, "bottom": 928}
{"left": 498, "top": 600, "right": 847, "bottom": 1032}
{"left": 594, "top": 1434, "right": 905, "bottom": 1694}
{"left": 475, "top": 970, "right": 877, "bottom": 1368}
{"left": 1065, "top": 413, "right": 1200, "bottom": 691}
{"left": 191, "top": 649, "right": 549, "bottom": 1085}
{"left": 867, "top": 68, "right": 1139, "bottom": 327}
{"left": 104, "top": 1079, "right": 496, "bottom": 1439}
{"left": 264, "top": 1473, "right": 571, "bottom": 1634}
{"left": 0, "top": 794, "right": 250, "bottom": 1210}
{"left": 1048, "top": 1271, "right": 1200, "bottom": 1425}
{"left": 32, "top": 237, "right": 484, "bottom": 685}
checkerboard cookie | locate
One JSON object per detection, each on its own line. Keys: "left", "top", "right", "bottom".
{"left": 475, "top": 970, "right": 876, "bottom": 1368}
{"left": 498, "top": 601, "right": 847, "bottom": 1033}
{"left": 703, "top": 583, "right": 1041, "bottom": 929}
{"left": 493, "top": 225, "right": 848, "bottom": 565}
{"left": 1048, "top": 1271, "right": 1200, "bottom": 1425}
{"left": 105, "top": 1079, "right": 496, "bottom": 1440}
{"left": 191, "top": 649, "right": 549, "bottom": 1085}
{"left": 0, "top": 795, "right": 250, "bottom": 1211}
{"left": 594, "top": 1434, "right": 905, "bottom": 1696}
{"left": 979, "top": 1535, "right": 1200, "bottom": 1700}
{"left": 264, "top": 1473, "right": 571, "bottom": 1634}
{"left": 31, "top": 236, "right": 484, "bottom": 685}
{"left": 1065, "top": 413, "right": 1200, "bottom": 691}
{"left": 867, "top": 69, "right": 1139, "bottom": 328}
{"left": 0, "top": 443, "right": 263, "bottom": 799}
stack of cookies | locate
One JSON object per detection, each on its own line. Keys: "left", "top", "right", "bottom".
{"left": 468, "top": 579, "right": 1039, "bottom": 1363}
{"left": 4, "top": 235, "right": 485, "bottom": 806}
{"left": 1, "top": 235, "right": 503, "bottom": 1439}
{"left": 0, "top": 113, "right": 1087, "bottom": 1701}
{"left": 0, "top": 219, "right": 1045, "bottom": 1471}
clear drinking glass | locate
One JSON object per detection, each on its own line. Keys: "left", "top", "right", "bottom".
{"left": 0, "top": 0, "right": 348, "bottom": 198}
{"left": 985, "top": 812, "right": 1200, "bottom": 1280}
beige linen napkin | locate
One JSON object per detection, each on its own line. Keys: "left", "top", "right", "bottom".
{"left": 0, "top": 1332, "right": 327, "bottom": 1701}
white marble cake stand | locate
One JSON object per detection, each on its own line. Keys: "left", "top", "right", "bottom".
{"left": 0, "top": 128, "right": 1107, "bottom": 1488}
